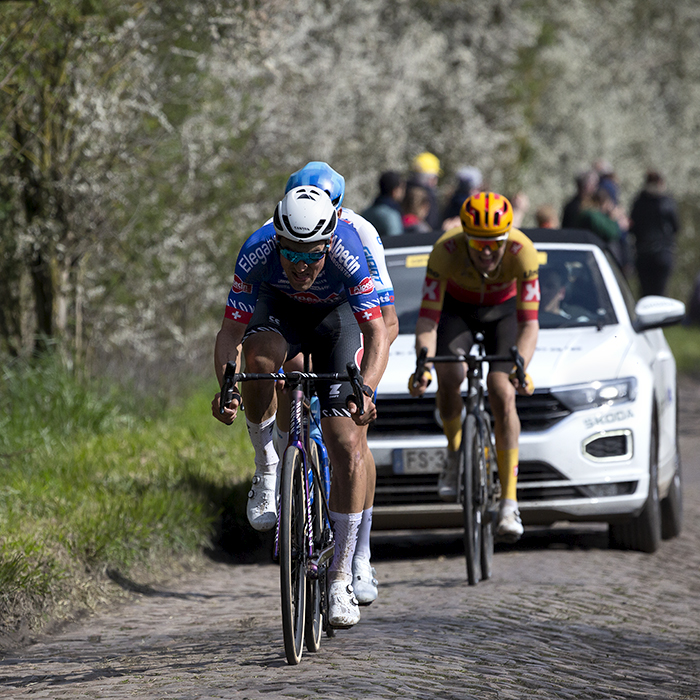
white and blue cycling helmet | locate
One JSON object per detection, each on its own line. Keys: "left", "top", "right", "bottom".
{"left": 285, "top": 161, "right": 345, "bottom": 210}
{"left": 273, "top": 186, "right": 338, "bottom": 243}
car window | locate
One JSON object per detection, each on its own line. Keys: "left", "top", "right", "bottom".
{"left": 537, "top": 249, "right": 617, "bottom": 329}
{"left": 386, "top": 251, "right": 430, "bottom": 335}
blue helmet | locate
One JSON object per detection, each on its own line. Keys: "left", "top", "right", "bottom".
{"left": 285, "top": 161, "right": 345, "bottom": 210}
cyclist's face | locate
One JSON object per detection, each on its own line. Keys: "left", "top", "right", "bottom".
{"left": 277, "top": 237, "right": 329, "bottom": 291}
{"left": 466, "top": 234, "right": 507, "bottom": 275}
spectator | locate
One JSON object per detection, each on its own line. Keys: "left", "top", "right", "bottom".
{"left": 401, "top": 186, "right": 433, "bottom": 235}
{"left": 406, "top": 152, "right": 442, "bottom": 230}
{"left": 536, "top": 204, "right": 560, "bottom": 229}
{"left": 594, "top": 158, "right": 620, "bottom": 205}
{"left": 440, "top": 166, "right": 483, "bottom": 230}
{"left": 361, "top": 170, "right": 405, "bottom": 238}
{"left": 629, "top": 170, "right": 680, "bottom": 297}
{"left": 511, "top": 191, "right": 530, "bottom": 228}
{"left": 561, "top": 169, "right": 598, "bottom": 228}
{"left": 576, "top": 188, "right": 624, "bottom": 266}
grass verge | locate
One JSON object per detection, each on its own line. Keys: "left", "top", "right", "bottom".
{"left": 664, "top": 324, "right": 700, "bottom": 378}
{"left": 0, "top": 355, "right": 259, "bottom": 650}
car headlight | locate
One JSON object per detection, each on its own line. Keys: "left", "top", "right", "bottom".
{"left": 551, "top": 377, "right": 637, "bottom": 412}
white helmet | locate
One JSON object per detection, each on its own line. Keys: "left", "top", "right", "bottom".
{"left": 273, "top": 186, "right": 338, "bottom": 243}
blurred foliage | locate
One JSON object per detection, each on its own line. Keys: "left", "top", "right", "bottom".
{"left": 1, "top": 0, "right": 699, "bottom": 386}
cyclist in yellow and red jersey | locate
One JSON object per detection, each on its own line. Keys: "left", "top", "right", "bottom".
{"left": 409, "top": 192, "right": 539, "bottom": 541}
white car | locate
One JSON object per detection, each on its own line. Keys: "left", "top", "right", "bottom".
{"left": 369, "top": 228, "right": 685, "bottom": 552}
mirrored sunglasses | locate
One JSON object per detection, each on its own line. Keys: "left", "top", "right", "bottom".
{"left": 467, "top": 237, "right": 506, "bottom": 252}
{"left": 278, "top": 245, "right": 328, "bottom": 265}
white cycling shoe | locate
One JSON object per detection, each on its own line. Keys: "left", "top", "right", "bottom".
{"left": 497, "top": 501, "right": 524, "bottom": 542}
{"left": 351, "top": 557, "right": 378, "bottom": 606}
{"left": 328, "top": 580, "right": 361, "bottom": 628}
{"left": 437, "top": 450, "right": 460, "bottom": 502}
{"left": 246, "top": 472, "right": 277, "bottom": 532}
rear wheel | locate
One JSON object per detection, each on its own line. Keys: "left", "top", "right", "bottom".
{"left": 280, "top": 447, "right": 307, "bottom": 665}
{"left": 304, "top": 441, "right": 323, "bottom": 653}
{"left": 462, "top": 413, "right": 482, "bottom": 585}
{"left": 609, "top": 406, "right": 661, "bottom": 553}
{"left": 480, "top": 419, "right": 496, "bottom": 581}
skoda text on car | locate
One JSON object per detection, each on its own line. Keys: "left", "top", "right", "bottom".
{"left": 368, "top": 229, "right": 684, "bottom": 552}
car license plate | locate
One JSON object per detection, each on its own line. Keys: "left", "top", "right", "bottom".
{"left": 393, "top": 448, "right": 446, "bottom": 474}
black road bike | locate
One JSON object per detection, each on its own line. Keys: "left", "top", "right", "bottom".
{"left": 220, "top": 356, "right": 365, "bottom": 664}
{"left": 413, "top": 338, "right": 525, "bottom": 585}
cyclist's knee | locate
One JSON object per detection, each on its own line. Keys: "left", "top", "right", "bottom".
{"left": 487, "top": 373, "right": 516, "bottom": 411}
{"left": 243, "top": 334, "right": 285, "bottom": 372}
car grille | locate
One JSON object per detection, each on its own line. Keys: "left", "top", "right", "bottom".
{"left": 515, "top": 392, "right": 571, "bottom": 431}
{"left": 373, "top": 460, "right": 636, "bottom": 507}
{"left": 371, "top": 396, "right": 442, "bottom": 435}
{"left": 371, "top": 392, "right": 572, "bottom": 435}
{"left": 374, "top": 474, "right": 440, "bottom": 506}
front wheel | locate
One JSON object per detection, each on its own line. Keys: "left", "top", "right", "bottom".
{"left": 480, "top": 418, "right": 497, "bottom": 581}
{"left": 304, "top": 441, "right": 323, "bottom": 653}
{"left": 280, "top": 447, "right": 307, "bottom": 665}
{"left": 462, "top": 413, "right": 482, "bottom": 585}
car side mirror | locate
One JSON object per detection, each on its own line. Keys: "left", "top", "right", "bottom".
{"left": 633, "top": 295, "right": 686, "bottom": 332}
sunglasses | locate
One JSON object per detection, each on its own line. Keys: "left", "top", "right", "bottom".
{"left": 467, "top": 237, "right": 506, "bottom": 252}
{"left": 278, "top": 244, "right": 328, "bottom": 265}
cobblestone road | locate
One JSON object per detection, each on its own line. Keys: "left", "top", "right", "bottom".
{"left": 2, "top": 383, "right": 699, "bottom": 699}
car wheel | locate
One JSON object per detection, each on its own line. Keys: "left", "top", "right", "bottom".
{"left": 609, "top": 404, "right": 661, "bottom": 553}
{"left": 661, "top": 396, "right": 683, "bottom": 539}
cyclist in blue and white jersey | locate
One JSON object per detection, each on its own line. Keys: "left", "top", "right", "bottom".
{"left": 281, "top": 162, "right": 397, "bottom": 606}
{"left": 213, "top": 186, "right": 389, "bottom": 628}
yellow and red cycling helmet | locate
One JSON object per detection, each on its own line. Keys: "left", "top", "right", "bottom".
{"left": 460, "top": 192, "right": 513, "bottom": 238}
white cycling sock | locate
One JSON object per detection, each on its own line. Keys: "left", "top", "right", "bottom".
{"left": 274, "top": 425, "right": 288, "bottom": 461}
{"left": 499, "top": 498, "right": 518, "bottom": 515}
{"left": 246, "top": 415, "right": 279, "bottom": 475}
{"left": 353, "top": 507, "right": 373, "bottom": 562}
{"left": 329, "top": 511, "right": 362, "bottom": 582}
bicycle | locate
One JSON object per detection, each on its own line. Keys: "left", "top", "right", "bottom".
{"left": 220, "top": 355, "right": 365, "bottom": 665}
{"left": 413, "top": 337, "right": 525, "bottom": 585}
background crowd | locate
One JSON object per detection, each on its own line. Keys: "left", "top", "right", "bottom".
{"left": 361, "top": 153, "right": 699, "bottom": 323}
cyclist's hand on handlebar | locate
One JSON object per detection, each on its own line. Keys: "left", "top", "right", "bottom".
{"left": 509, "top": 370, "right": 535, "bottom": 396}
{"left": 212, "top": 391, "right": 241, "bottom": 424}
{"left": 408, "top": 369, "right": 432, "bottom": 397}
{"left": 347, "top": 393, "right": 377, "bottom": 426}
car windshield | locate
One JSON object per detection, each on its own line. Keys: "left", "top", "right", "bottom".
{"left": 537, "top": 249, "right": 616, "bottom": 329}
{"left": 385, "top": 246, "right": 617, "bottom": 334}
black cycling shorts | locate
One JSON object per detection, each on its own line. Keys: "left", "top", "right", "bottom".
{"left": 436, "top": 293, "right": 517, "bottom": 374}
{"left": 243, "top": 284, "right": 362, "bottom": 417}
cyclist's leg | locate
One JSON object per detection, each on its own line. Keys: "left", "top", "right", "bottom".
{"left": 434, "top": 296, "right": 471, "bottom": 501}
{"left": 352, "top": 333, "right": 377, "bottom": 603}
{"left": 240, "top": 287, "right": 299, "bottom": 531}
{"left": 482, "top": 307, "right": 523, "bottom": 541}
{"left": 352, "top": 430, "right": 378, "bottom": 605}
{"left": 240, "top": 329, "right": 287, "bottom": 531}
{"left": 310, "top": 303, "right": 364, "bottom": 626}
{"left": 322, "top": 414, "right": 365, "bottom": 627}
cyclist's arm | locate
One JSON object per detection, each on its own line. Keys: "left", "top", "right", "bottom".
{"left": 212, "top": 317, "right": 246, "bottom": 423}
{"left": 410, "top": 316, "right": 438, "bottom": 397}
{"left": 348, "top": 316, "right": 389, "bottom": 425}
{"left": 381, "top": 304, "right": 399, "bottom": 344}
{"left": 515, "top": 319, "right": 539, "bottom": 371}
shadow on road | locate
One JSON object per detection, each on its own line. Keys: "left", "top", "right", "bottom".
{"left": 370, "top": 523, "right": 610, "bottom": 562}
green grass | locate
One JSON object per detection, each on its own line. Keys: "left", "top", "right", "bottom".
{"left": 664, "top": 324, "right": 700, "bottom": 377}
{"left": 0, "top": 355, "right": 256, "bottom": 639}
